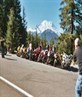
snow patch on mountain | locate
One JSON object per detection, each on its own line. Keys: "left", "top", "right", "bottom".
{"left": 27, "top": 20, "right": 60, "bottom": 36}
{"left": 27, "top": 28, "right": 36, "bottom": 33}
{"left": 37, "top": 20, "right": 57, "bottom": 33}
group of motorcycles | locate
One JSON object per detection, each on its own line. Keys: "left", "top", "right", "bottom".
{"left": 16, "top": 45, "right": 73, "bottom": 69}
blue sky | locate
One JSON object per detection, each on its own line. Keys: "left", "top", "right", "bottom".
{"left": 20, "top": 0, "right": 62, "bottom": 32}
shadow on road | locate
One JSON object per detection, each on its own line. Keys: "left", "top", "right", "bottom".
{"left": 5, "top": 57, "right": 17, "bottom": 61}
{"left": 64, "top": 66, "right": 78, "bottom": 72}
{"left": 6, "top": 54, "right": 12, "bottom": 56}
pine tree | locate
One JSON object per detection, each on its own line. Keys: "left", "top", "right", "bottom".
{"left": 41, "top": 33, "right": 47, "bottom": 49}
{"left": 75, "top": 0, "right": 82, "bottom": 35}
{"left": 26, "top": 31, "right": 33, "bottom": 46}
{"left": 6, "top": 8, "right": 15, "bottom": 52}
{"left": 3, "top": 0, "right": 27, "bottom": 46}
{"left": 75, "top": 0, "right": 82, "bottom": 27}
{"left": 57, "top": 33, "right": 75, "bottom": 54}
{"left": 0, "top": 0, "right": 3, "bottom": 38}
{"left": 6, "top": 7, "right": 20, "bottom": 52}
{"left": 3, "top": 0, "right": 15, "bottom": 38}
{"left": 19, "top": 7, "right": 27, "bottom": 45}
{"left": 50, "top": 36, "right": 55, "bottom": 47}
{"left": 60, "top": 0, "right": 75, "bottom": 34}
{"left": 33, "top": 31, "right": 41, "bottom": 48}
{"left": 59, "top": 0, "right": 82, "bottom": 53}
{"left": 60, "top": 0, "right": 82, "bottom": 34}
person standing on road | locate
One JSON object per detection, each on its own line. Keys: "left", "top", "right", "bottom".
{"left": 28, "top": 42, "right": 33, "bottom": 60}
{"left": 73, "top": 38, "right": 82, "bottom": 97}
{"left": 1, "top": 40, "right": 5, "bottom": 58}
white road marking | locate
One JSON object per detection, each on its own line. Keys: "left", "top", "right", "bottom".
{"left": 0, "top": 76, "right": 33, "bottom": 97}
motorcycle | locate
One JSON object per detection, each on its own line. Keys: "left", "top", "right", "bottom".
{"left": 53, "top": 53, "right": 62, "bottom": 68}
{"left": 37, "top": 50, "right": 48, "bottom": 63}
{"left": 32, "top": 46, "right": 42, "bottom": 61}
{"left": 46, "top": 51, "right": 54, "bottom": 65}
{"left": 61, "top": 53, "right": 72, "bottom": 68}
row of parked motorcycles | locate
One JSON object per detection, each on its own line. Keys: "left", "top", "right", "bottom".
{"left": 16, "top": 46, "right": 73, "bottom": 69}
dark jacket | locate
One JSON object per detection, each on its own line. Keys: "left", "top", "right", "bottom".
{"left": 73, "top": 46, "right": 82, "bottom": 74}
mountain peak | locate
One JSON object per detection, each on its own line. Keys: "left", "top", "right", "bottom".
{"left": 40, "top": 28, "right": 58, "bottom": 43}
{"left": 27, "top": 20, "right": 60, "bottom": 36}
{"left": 37, "top": 20, "right": 58, "bottom": 33}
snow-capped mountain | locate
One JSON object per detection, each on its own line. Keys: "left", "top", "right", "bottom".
{"left": 27, "top": 20, "right": 60, "bottom": 42}
{"left": 37, "top": 20, "right": 60, "bottom": 35}
{"left": 41, "top": 29, "right": 58, "bottom": 37}
{"left": 27, "top": 20, "right": 60, "bottom": 35}
{"left": 40, "top": 29, "right": 58, "bottom": 42}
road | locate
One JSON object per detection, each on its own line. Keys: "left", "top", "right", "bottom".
{"left": 0, "top": 80, "right": 25, "bottom": 97}
{"left": 0, "top": 53, "right": 78, "bottom": 97}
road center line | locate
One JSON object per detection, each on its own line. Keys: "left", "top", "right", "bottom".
{"left": 0, "top": 76, "right": 33, "bottom": 97}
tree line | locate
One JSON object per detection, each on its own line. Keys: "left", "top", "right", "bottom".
{"left": 0, "top": 0, "right": 82, "bottom": 54}
{"left": 57, "top": 0, "right": 82, "bottom": 54}
{"left": 0, "top": 0, "right": 52, "bottom": 52}
{"left": 0, "top": 0, "right": 27, "bottom": 52}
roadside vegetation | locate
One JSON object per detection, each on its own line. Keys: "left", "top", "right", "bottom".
{"left": 0, "top": 0, "right": 82, "bottom": 54}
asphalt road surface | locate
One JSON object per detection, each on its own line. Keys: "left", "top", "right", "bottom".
{"left": 0, "top": 80, "right": 25, "bottom": 97}
{"left": 0, "top": 53, "right": 78, "bottom": 97}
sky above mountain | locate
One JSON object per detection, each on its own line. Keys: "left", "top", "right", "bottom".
{"left": 20, "top": 0, "right": 63, "bottom": 33}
